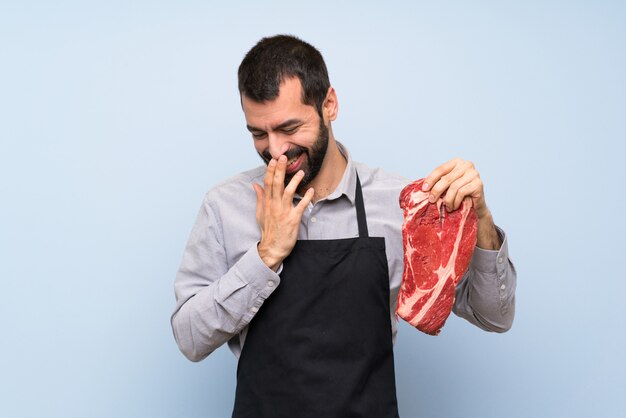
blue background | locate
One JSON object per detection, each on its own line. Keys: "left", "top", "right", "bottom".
{"left": 1, "top": 1, "right": 625, "bottom": 417}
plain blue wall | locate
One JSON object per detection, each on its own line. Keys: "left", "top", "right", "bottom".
{"left": 1, "top": 1, "right": 625, "bottom": 417}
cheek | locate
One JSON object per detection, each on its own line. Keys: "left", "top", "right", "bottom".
{"left": 293, "top": 128, "right": 318, "bottom": 146}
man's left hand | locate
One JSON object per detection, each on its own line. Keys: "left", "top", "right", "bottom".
{"left": 422, "top": 158, "right": 502, "bottom": 250}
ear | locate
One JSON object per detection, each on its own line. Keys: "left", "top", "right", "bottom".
{"left": 323, "top": 86, "right": 339, "bottom": 122}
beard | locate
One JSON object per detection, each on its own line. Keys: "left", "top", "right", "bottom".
{"left": 258, "top": 118, "right": 329, "bottom": 193}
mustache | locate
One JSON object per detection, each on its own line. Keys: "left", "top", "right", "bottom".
{"left": 260, "top": 146, "right": 308, "bottom": 164}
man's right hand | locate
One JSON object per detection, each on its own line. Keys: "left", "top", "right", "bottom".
{"left": 253, "top": 155, "right": 315, "bottom": 271}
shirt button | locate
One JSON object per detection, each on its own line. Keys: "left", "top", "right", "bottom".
{"left": 500, "top": 284, "right": 506, "bottom": 290}
{"left": 311, "top": 216, "right": 317, "bottom": 223}
{"left": 267, "top": 281, "right": 275, "bottom": 288}
{"left": 251, "top": 306, "right": 259, "bottom": 313}
{"left": 498, "top": 257, "right": 504, "bottom": 264}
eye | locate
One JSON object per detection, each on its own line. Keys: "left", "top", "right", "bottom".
{"left": 251, "top": 132, "right": 267, "bottom": 139}
{"left": 282, "top": 126, "right": 299, "bottom": 135}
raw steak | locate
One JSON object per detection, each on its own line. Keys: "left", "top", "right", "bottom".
{"left": 396, "top": 178, "right": 478, "bottom": 335}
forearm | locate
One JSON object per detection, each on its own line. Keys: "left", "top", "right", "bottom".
{"left": 171, "top": 246, "right": 280, "bottom": 361}
{"left": 475, "top": 208, "right": 502, "bottom": 251}
{"left": 171, "top": 277, "right": 245, "bottom": 362}
{"left": 453, "top": 226, "right": 516, "bottom": 332}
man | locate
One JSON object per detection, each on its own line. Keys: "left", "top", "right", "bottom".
{"left": 171, "top": 35, "right": 516, "bottom": 418}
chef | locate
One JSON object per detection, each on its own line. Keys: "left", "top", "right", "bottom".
{"left": 171, "top": 34, "right": 516, "bottom": 418}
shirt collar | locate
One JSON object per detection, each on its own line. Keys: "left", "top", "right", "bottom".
{"left": 324, "top": 141, "right": 357, "bottom": 204}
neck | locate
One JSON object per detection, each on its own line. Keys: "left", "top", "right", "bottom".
{"left": 307, "top": 136, "right": 347, "bottom": 202}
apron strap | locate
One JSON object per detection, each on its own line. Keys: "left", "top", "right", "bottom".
{"left": 355, "top": 173, "right": 369, "bottom": 238}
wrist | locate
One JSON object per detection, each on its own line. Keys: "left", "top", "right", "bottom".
{"left": 257, "top": 242, "right": 282, "bottom": 272}
{"left": 475, "top": 205, "right": 491, "bottom": 222}
{"left": 475, "top": 211, "right": 502, "bottom": 250}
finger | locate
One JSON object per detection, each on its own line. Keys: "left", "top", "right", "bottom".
{"left": 444, "top": 171, "right": 475, "bottom": 211}
{"left": 264, "top": 158, "right": 277, "bottom": 203}
{"left": 452, "top": 181, "right": 478, "bottom": 211}
{"left": 422, "top": 158, "right": 461, "bottom": 192}
{"left": 283, "top": 170, "right": 304, "bottom": 203}
{"left": 294, "top": 187, "right": 315, "bottom": 216}
{"left": 252, "top": 183, "right": 265, "bottom": 224}
{"left": 430, "top": 163, "right": 466, "bottom": 203}
{"left": 457, "top": 176, "right": 484, "bottom": 211}
{"left": 272, "top": 155, "right": 287, "bottom": 200}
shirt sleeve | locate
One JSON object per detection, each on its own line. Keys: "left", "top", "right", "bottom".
{"left": 170, "top": 198, "right": 280, "bottom": 362}
{"left": 452, "top": 226, "right": 516, "bottom": 332}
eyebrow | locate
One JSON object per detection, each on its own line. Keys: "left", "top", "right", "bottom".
{"left": 246, "top": 118, "right": 303, "bottom": 133}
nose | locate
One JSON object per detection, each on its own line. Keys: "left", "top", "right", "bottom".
{"left": 267, "top": 133, "right": 290, "bottom": 160}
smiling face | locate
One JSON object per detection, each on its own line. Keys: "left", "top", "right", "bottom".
{"left": 243, "top": 77, "right": 330, "bottom": 191}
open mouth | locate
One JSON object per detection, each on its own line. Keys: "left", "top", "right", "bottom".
{"left": 286, "top": 153, "right": 305, "bottom": 174}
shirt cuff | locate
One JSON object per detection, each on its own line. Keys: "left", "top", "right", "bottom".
{"left": 470, "top": 225, "right": 509, "bottom": 274}
{"left": 233, "top": 243, "right": 282, "bottom": 296}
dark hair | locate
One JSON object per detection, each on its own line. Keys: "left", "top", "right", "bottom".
{"left": 238, "top": 35, "right": 330, "bottom": 116}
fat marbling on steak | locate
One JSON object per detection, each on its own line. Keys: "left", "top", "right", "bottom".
{"left": 396, "top": 178, "right": 478, "bottom": 335}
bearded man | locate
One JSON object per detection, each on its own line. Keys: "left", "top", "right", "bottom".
{"left": 171, "top": 34, "right": 516, "bottom": 418}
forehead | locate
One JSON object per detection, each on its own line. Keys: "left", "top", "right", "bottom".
{"left": 241, "top": 77, "right": 316, "bottom": 127}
